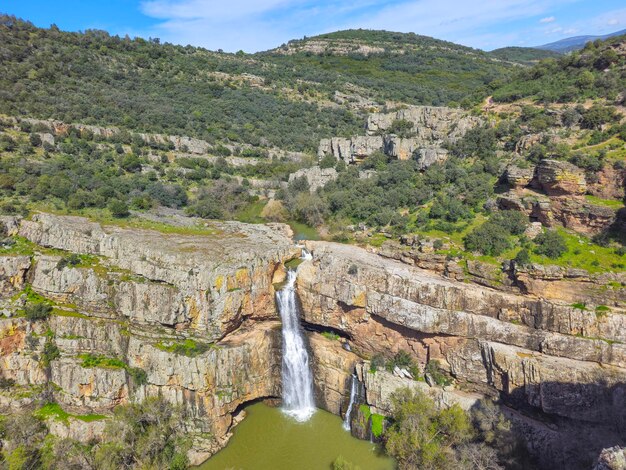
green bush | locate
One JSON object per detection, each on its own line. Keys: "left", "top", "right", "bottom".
{"left": 40, "top": 340, "right": 60, "bottom": 367}
{"left": 514, "top": 249, "right": 531, "bottom": 267}
{"left": 369, "top": 353, "right": 386, "bottom": 373}
{"left": 108, "top": 199, "right": 130, "bottom": 218}
{"left": 79, "top": 354, "right": 127, "bottom": 369}
{"left": 56, "top": 254, "right": 81, "bottom": 270}
{"left": 24, "top": 302, "right": 52, "bottom": 322}
{"left": 424, "top": 360, "right": 452, "bottom": 386}
{"left": 534, "top": 230, "right": 567, "bottom": 259}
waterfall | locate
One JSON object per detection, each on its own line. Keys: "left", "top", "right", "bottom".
{"left": 342, "top": 374, "right": 357, "bottom": 431}
{"left": 276, "top": 269, "right": 316, "bottom": 422}
{"left": 300, "top": 248, "right": 313, "bottom": 261}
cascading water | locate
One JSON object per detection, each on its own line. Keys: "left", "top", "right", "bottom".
{"left": 342, "top": 374, "right": 357, "bottom": 431}
{"left": 276, "top": 267, "right": 316, "bottom": 422}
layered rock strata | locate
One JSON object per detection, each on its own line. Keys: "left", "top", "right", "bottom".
{"left": 298, "top": 240, "right": 626, "bottom": 469}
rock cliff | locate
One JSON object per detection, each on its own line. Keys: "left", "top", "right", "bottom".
{"left": 2, "top": 213, "right": 624, "bottom": 468}
{"left": 298, "top": 240, "right": 626, "bottom": 469}
{"left": 0, "top": 214, "right": 298, "bottom": 464}
{"left": 318, "top": 105, "right": 480, "bottom": 166}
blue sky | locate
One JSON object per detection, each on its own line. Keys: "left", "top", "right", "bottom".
{"left": 3, "top": 0, "right": 626, "bottom": 52}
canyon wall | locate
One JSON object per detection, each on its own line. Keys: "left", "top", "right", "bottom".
{"left": 298, "top": 240, "right": 626, "bottom": 469}
{"left": 2, "top": 213, "right": 625, "bottom": 468}
{"left": 0, "top": 214, "right": 299, "bottom": 464}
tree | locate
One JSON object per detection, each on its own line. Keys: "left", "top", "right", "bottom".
{"left": 108, "top": 200, "right": 130, "bottom": 218}
{"left": 24, "top": 302, "right": 52, "bottom": 321}
{"left": 385, "top": 388, "right": 473, "bottom": 470}
{"left": 534, "top": 230, "right": 567, "bottom": 259}
{"left": 93, "top": 397, "right": 190, "bottom": 470}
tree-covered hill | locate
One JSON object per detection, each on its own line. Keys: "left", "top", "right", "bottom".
{"left": 261, "top": 29, "right": 516, "bottom": 107}
{"left": 491, "top": 34, "right": 626, "bottom": 103}
{"left": 488, "top": 47, "right": 561, "bottom": 66}
{"left": 0, "top": 18, "right": 519, "bottom": 152}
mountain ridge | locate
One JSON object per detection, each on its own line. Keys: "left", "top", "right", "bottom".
{"left": 536, "top": 28, "right": 626, "bottom": 53}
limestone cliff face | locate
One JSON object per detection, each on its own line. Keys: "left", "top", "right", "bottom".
{"left": 318, "top": 105, "right": 480, "bottom": 166}
{"left": 0, "top": 214, "right": 297, "bottom": 463}
{"left": 2, "top": 213, "right": 625, "bottom": 468}
{"left": 20, "top": 213, "right": 298, "bottom": 338}
{"left": 298, "top": 241, "right": 626, "bottom": 469}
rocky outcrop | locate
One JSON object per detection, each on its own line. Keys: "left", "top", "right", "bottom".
{"left": 503, "top": 165, "right": 535, "bottom": 190}
{"left": 298, "top": 241, "right": 626, "bottom": 469}
{"left": 289, "top": 166, "right": 338, "bottom": 192}
{"left": 318, "top": 105, "right": 480, "bottom": 166}
{"left": 534, "top": 159, "right": 587, "bottom": 196}
{"left": 19, "top": 213, "right": 298, "bottom": 338}
{"left": 496, "top": 190, "right": 618, "bottom": 235}
{"left": 0, "top": 214, "right": 300, "bottom": 462}
{"left": 366, "top": 106, "right": 481, "bottom": 140}
{"left": 594, "top": 447, "right": 626, "bottom": 470}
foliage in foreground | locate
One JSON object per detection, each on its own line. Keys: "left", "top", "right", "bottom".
{"left": 0, "top": 397, "right": 190, "bottom": 470}
{"left": 385, "top": 388, "right": 533, "bottom": 470}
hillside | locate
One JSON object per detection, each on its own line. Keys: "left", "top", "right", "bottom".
{"left": 1, "top": 12, "right": 626, "bottom": 470}
{"left": 488, "top": 46, "right": 561, "bottom": 65}
{"left": 491, "top": 33, "right": 626, "bottom": 103}
{"left": 537, "top": 28, "right": 626, "bottom": 53}
{"left": 262, "top": 29, "right": 515, "bottom": 107}
{"left": 0, "top": 19, "right": 517, "bottom": 154}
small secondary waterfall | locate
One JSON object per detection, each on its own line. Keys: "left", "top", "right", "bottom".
{"left": 276, "top": 268, "right": 316, "bottom": 422}
{"left": 343, "top": 374, "right": 357, "bottom": 431}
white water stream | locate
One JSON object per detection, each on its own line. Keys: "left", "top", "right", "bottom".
{"left": 276, "top": 266, "right": 316, "bottom": 422}
{"left": 343, "top": 374, "right": 357, "bottom": 431}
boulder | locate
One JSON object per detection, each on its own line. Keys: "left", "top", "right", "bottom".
{"left": 503, "top": 165, "right": 535, "bottom": 189}
{"left": 289, "top": 166, "right": 338, "bottom": 192}
{"left": 535, "top": 159, "right": 587, "bottom": 196}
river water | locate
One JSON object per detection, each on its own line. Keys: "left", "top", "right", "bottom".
{"left": 198, "top": 403, "right": 395, "bottom": 470}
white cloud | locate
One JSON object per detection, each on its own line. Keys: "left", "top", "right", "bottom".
{"left": 607, "top": 18, "right": 619, "bottom": 26}
{"left": 132, "top": 0, "right": 604, "bottom": 52}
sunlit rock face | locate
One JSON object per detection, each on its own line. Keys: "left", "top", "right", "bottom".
{"left": 0, "top": 214, "right": 295, "bottom": 462}
{"left": 298, "top": 240, "right": 626, "bottom": 469}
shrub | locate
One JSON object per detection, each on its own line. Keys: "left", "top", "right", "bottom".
{"left": 534, "top": 230, "right": 567, "bottom": 259}
{"left": 41, "top": 340, "right": 60, "bottom": 366}
{"left": 319, "top": 154, "right": 337, "bottom": 169}
{"left": 464, "top": 223, "right": 511, "bottom": 256}
{"left": 333, "top": 456, "right": 361, "bottom": 470}
{"left": 369, "top": 353, "right": 386, "bottom": 373}
{"left": 513, "top": 249, "right": 531, "bottom": 267}
{"left": 386, "top": 388, "right": 474, "bottom": 469}
{"left": 128, "top": 367, "right": 148, "bottom": 386}
{"left": 56, "top": 254, "right": 81, "bottom": 270}
{"left": 24, "top": 302, "right": 52, "bottom": 322}
{"left": 108, "top": 200, "right": 130, "bottom": 218}
{"left": 424, "top": 360, "right": 451, "bottom": 386}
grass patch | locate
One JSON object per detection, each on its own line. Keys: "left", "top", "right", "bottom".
{"left": 79, "top": 354, "right": 126, "bottom": 369}
{"left": 154, "top": 338, "right": 214, "bottom": 357}
{"left": 234, "top": 200, "right": 265, "bottom": 224}
{"left": 359, "top": 404, "right": 371, "bottom": 422}
{"left": 320, "top": 331, "right": 340, "bottom": 341}
{"left": 34, "top": 402, "right": 107, "bottom": 424}
{"left": 585, "top": 195, "right": 625, "bottom": 209}
{"left": 371, "top": 413, "right": 385, "bottom": 438}
{"left": 528, "top": 228, "right": 625, "bottom": 273}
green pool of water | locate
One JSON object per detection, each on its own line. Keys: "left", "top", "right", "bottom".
{"left": 198, "top": 403, "right": 395, "bottom": 470}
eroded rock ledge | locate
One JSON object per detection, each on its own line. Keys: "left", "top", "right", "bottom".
{"left": 298, "top": 241, "right": 626, "bottom": 469}
{"left": 0, "top": 214, "right": 298, "bottom": 464}
{"left": 1, "top": 214, "right": 624, "bottom": 468}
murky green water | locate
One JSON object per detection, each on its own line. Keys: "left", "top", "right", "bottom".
{"left": 198, "top": 403, "right": 395, "bottom": 470}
